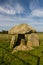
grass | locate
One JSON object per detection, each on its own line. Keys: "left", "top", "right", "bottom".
{"left": 0, "top": 33, "right": 43, "bottom": 65}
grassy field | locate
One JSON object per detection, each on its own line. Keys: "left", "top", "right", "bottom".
{"left": 0, "top": 33, "right": 43, "bottom": 65}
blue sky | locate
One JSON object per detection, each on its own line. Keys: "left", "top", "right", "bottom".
{"left": 0, "top": 0, "right": 43, "bottom": 32}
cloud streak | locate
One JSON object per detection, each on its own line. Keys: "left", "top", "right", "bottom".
{"left": 0, "top": 3, "right": 24, "bottom": 15}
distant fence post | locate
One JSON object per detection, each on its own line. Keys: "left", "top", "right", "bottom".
{"left": 37, "top": 57, "right": 40, "bottom": 65}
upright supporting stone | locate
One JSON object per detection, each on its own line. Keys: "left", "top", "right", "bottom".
{"left": 10, "top": 35, "right": 18, "bottom": 49}
{"left": 27, "top": 33, "right": 39, "bottom": 48}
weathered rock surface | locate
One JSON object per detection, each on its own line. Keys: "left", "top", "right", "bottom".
{"left": 27, "top": 33, "right": 39, "bottom": 47}
{"left": 10, "top": 35, "right": 18, "bottom": 49}
{"left": 8, "top": 24, "right": 36, "bottom": 34}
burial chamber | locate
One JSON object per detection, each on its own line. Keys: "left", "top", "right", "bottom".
{"left": 8, "top": 24, "right": 39, "bottom": 52}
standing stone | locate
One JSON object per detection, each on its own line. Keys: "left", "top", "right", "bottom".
{"left": 27, "top": 33, "right": 39, "bottom": 48}
{"left": 10, "top": 35, "right": 18, "bottom": 49}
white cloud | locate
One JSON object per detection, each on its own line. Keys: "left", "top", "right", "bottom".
{"left": 0, "top": 3, "right": 24, "bottom": 15}
{"left": 30, "top": 9, "right": 43, "bottom": 17}
{"left": 0, "top": 6, "right": 16, "bottom": 15}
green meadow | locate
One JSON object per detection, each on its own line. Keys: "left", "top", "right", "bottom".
{"left": 0, "top": 33, "right": 43, "bottom": 65}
